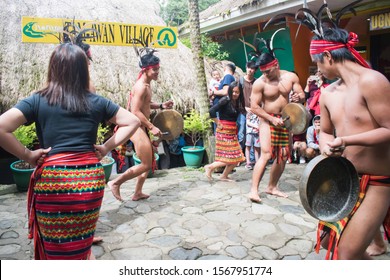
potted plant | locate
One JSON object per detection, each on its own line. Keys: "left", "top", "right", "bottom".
{"left": 97, "top": 123, "right": 116, "bottom": 182}
{"left": 0, "top": 147, "right": 18, "bottom": 185}
{"left": 181, "top": 109, "right": 212, "bottom": 168}
{"left": 10, "top": 123, "right": 38, "bottom": 192}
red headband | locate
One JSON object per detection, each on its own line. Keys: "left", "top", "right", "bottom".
{"left": 86, "top": 49, "right": 92, "bottom": 60}
{"left": 137, "top": 63, "right": 160, "bottom": 80}
{"left": 259, "top": 59, "right": 278, "bottom": 72}
{"left": 310, "top": 32, "right": 370, "bottom": 69}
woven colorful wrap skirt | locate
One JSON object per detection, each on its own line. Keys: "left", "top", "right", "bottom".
{"left": 215, "top": 120, "right": 245, "bottom": 164}
{"left": 27, "top": 152, "right": 105, "bottom": 260}
{"left": 316, "top": 175, "right": 390, "bottom": 260}
{"left": 269, "top": 115, "right": 291, "bottom": 164}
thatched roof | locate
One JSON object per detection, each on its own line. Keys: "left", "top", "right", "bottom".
{"left": 0, "top": 0, "right": 239, "bottom": 115}
{"left": 199, "top": 0, "right": 264, "bottom": 20}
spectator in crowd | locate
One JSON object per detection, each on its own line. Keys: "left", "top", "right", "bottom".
{"left": 211, "top": 63, "right": 236, "bottom": 134}
{"left": 307, "top": 70, "right": 329, "bottom": 117}
{"left": 208, "top": 69, "right": 221, "bottom": 106}
{"left": 245, "top": 110, "right": 260, "bottom": 169}
{"left": 237, "top": 61, "right": 258, "bottom": 151}
{"left": 205, "top": 81, "right": 246, "bottom": 181}
{"left": 0, "top": 43, "right": 140, "bottom": 259}
{"left": 292, "top": 114, "right": 321, "bottom": 163}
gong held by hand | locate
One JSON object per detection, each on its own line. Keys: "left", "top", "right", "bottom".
{"left": 152, "top": 109, "right": 184, "bottom": 141}
{"left": 299, "top": 155, "right": 360, "bottom": 222}
{"left": 281, "top": 103, "right": 310, "bottom": 135}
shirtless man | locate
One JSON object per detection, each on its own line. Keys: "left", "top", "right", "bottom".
{"left": 108, "top": 50, "right": 173, "bottom": 201}
{"left": 310, "top": 28, "right": 390, "bottom": 259}
{"left": 77, "top": 42, "right": 153, "bottom": 203}
{"left": 249, "top": 53, "right": 304, "bottom": 203}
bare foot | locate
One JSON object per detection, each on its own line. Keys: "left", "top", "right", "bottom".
{"left": 249, "top": 193, "right": 262, "bottom": 203}
{"left": 107, "top": 181, "right": 123, "bottom": 202}
{"left": 220, "top": 177, "right": 234, "bottom": 182}
{"left": 205, "top": 165, "right": 213, "bottom": 180}
{"left": 132, "top": 193, "right": 150, "bottom": 201}
{"left": 265, "top": 188, "right": 289, "bottom": 198}
{"left": 366, "top": 242, "right": 387, "bottom": 256}
{"left": 92, "top": 236, "right": 103, "bottom": 244}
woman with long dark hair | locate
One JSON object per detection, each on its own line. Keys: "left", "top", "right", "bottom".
{"left": 205, "top": 81, "right": 246, "bottom": 181}
{"left": 0, "top": 43, "right": 140, "bottom": 259}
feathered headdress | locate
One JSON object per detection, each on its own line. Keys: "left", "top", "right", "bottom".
{"left": 58, "top": 20, "right": 99, "bottom": 61}
{"left": 263, "top": 0, "right": 369, "bottom": 68}
{"left": 130, "top": 39, "right": 162, "bottom": 80}
{"left": 239, "top": 28, "right": 285, "bottom": 70}
{"left": 130, "top": 39, "right": 162, "bottom": 69}
{"left": 264, "top": 0, "right": 363, "bottom": 39}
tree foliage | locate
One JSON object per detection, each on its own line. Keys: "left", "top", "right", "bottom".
{"left": 160, "top": 0, "right": 220, "bottom": 26}
{"left": 181, "top": 34, "right": 229, "bottom": 60}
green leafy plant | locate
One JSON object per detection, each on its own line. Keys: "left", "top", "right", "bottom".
{"left": 181, "top": 34, "right": 229, "bottom": 60}
{"left": 12, "top": 123, "right": 38, "bottom": 169}
{"left": 96, "top": 123, "right": 110, "bottom": 145}
{"left": 183, "top": 109, "right": 212, "bottom": 148}
{"left": 96, "top": 123, "right": 114, "bottom": 166}
{"left": 200, "top": 34, "right": 229, "bottom": 60}
{"left": 13, "top": 123, "right": 38, "bottom": 149}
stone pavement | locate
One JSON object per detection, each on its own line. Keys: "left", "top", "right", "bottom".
{"left": 0, "top": 163, "right": 389, "bottom": 260}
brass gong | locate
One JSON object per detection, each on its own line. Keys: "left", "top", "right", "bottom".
{"left": 152, "top": 109, "right": 184, "bottom": 141}
{"left": 299, "top": 155, "right": 360, "bottom": 222}
{"left": 281, "top": 103, "right": 310, "bottom": 135}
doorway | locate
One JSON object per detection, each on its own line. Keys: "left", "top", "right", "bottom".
{"left": 370, "top": 32, "right": 390, "bottom": 81}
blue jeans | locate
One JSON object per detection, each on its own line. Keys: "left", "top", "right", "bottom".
{"left": 237, "top": 113, "right": 246, "bottom": 150}
{"left": 237, "top": 113, "right": 255, "bottom": 162}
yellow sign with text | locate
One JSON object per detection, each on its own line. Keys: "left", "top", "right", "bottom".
{"left": 369, "top": 12, "right": 390, "bottom": 31}
{"left": 21, "top": 16, "right": 178, "bottom": 48}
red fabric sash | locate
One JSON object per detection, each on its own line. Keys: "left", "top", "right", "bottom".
{"left": 368, "top": 176, "right": 390, "bottom": 242}
{"left": 309, "top": 84, "right": 328, "bottom": 116}
{"left": 316, "top": 175, "right": 390, "bottom": 259}
{"left": 269, "top": 114, "right": 291, "bottom": 164}
{"left": 309, "top": 32, "right": 370, "bottom": 69}
{"left": 259, "top": 59, "right": 278, "bottom": 71}
{"left": 137, "top": 63, "right": 160, "bottom": 80}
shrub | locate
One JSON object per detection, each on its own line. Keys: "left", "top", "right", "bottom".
{"left": 12, "top": 123, "right": 38, "bottom": 169}
{"left": 183, "top": 109, "right": 212, "bottom": 148}
{"left": 97, "top": 123, "right": 110, "bottom": 145}
{"left": 13, "top": 123, "right": 38, "bottom": 149}
{"left": 181, "top": 34, "right": 229, "bottom": 60}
